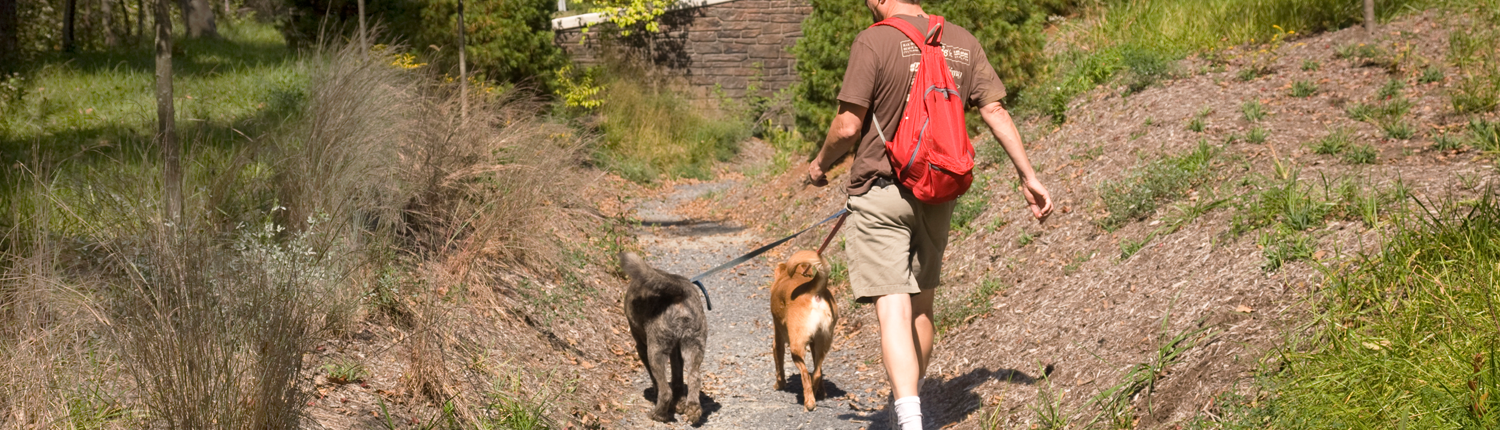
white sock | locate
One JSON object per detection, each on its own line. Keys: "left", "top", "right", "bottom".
{"left": 894, "top": 396, "right": 923, "bottom": 430}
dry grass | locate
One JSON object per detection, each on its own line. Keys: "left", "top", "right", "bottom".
{"left": 0, "top": 30, "right": 597, "bottom": 428}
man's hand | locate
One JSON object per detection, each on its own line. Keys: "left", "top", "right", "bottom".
{"left": 1021, "top": 177, "right": 1053, "bottom": 222}
{"left": 806, "top": 161, "right": 829, "bottom": 187}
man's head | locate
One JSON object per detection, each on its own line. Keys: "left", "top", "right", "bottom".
{"left": 864, "top": 0, "right": 922, "bottom": 23}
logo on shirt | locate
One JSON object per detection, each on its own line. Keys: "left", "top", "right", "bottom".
{"left": 899, "top": 41, "right": 973, "bottom": 68}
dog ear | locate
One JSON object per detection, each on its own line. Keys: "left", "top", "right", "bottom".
{"left": 776, "top": 262, "right": 787, "bottom": 278}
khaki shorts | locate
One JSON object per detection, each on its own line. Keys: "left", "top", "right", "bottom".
{"left": 845, "top": 183, "right": 955, "bottom": 303}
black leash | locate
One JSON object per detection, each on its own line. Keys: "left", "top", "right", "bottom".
{"left": 690, "top": 208, "right": 850, "bottom": 311}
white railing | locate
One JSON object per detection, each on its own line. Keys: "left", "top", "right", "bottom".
{"left": 551, "top": 0, "right": 744, "bottom": 31}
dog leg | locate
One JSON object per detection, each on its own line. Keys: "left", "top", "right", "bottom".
{"left": 646, "top": 341, "right": 675, "bottom": 423}
{"left": 811, "top": 332, "right": 832, "bottom": 399}
{"left": 790, "top": 339, "right": 816, "bottom": 411}
{"left": 773, "top": 322, "right": 787, "bottom": 390}
{"left": 677, "top": 336, "right": 705, "bottom": 424}
{"left": 633, "top": 331, "right": 653, "bottom": 384}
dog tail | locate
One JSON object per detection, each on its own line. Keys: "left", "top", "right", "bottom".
{"left": 619, "top": 251, "right": 694, "bottom": 298}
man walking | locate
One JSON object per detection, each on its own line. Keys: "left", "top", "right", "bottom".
{"left": 805, "top": 1, "right": 1053, "bottom": 428}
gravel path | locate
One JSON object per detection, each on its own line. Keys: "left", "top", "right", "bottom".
{"left": 618, "top": 181, "right": 890, "bottom": 430}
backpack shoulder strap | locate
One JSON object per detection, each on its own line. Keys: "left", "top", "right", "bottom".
{"left": 870, "top": 15, "right": 945, "bottom": 45}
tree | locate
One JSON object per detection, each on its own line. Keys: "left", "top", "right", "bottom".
{"left": 457, "top": 0, "right": 466, "bottom": 119}
{"left": 0, "top": 0, "right": 15, "bottom": 66}
{"left": 1363, "top": 0, "right": 1376, "bottom": 36}
{"left": 155, "top": 0, "right": 180, "bottom": 222}
{"left": 103, "top": 0, "right": 118, "bottom": 46}
{"left": 64, "top": 0, "right": 77, "bottom": 51}
{"left": 178, "top": 0, "right": 217, "bottom": 38}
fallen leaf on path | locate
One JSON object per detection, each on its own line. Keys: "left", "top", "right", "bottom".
{"left": 1236, "top": 304, "right": 1254, "bottom": 313}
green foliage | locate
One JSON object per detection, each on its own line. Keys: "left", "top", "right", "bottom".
{"left": 1447, "top": 5, "right": 1500, "bottom": 114}
{"left": 553, "top": 64, "right": 604, "bottom": 110}
{"left": 793, "top": 0, "right": 1050, "bottom": 138}
{"left": 1302, "top": 59, "right": 1321, "bottom": 71}
{"left": 1257, "top": 226, "right": 1313, "bottom": 271}
{"left": 1380, "top": 121, "right": 1414, "bottom": 140}
{"left": 1097, "top": 141, "right": 1220, "bottom": 231}
{"left": 1121, "top": 46, "right": 1178, "bottom": 94}
{"left": 1420, "top": 65, "right": 1445, "bottom": 84}
{"left": 585, "top": 0, "right": 671, "bottom": 37}
{"left": 1470, "top": 118, "right": 1500, "bottom": 152}
{"left": 951, "top": 174, "right": 992, "bottom": 235}
{"left": 1377, "top": 78, "right": 1406, "bottom": 100}
{"left": 322, "top": 359, "right": 369, "bottom": 384}
{"left": 1246, "top": 126, "right": 1269, "bottom": 144}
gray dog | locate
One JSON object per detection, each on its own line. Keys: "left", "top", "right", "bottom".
{"left": 619, "top": 252, "right": 707, "bottom": 423}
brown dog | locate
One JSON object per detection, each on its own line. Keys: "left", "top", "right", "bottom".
{"left": 770, "top": 250, "right": 837, "bottom": 411}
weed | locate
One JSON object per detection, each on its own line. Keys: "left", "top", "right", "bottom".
{"left": 1017, "top": 231, "right": 1036, "bottom": 247}
{"left": 1434, "top": 131, "right": 1467, "bottom": 151}
{"left": 1336, "top": 43, "right": 1395, "bottom": 69}
{"left": 952, "top": 174, "right": 992, "bottom": 235}
{"left": 1246, "top": 126, "right": 1269, "bottom": 144}
{"left": 1122, "top": 47, "right": 1177, "bottom": 94}
{"left": 1377, "top": 78, "right": 1406, "bottom": 100}
{"left": 936, "top": 278, "right": 1009, "bottom": 335}
{"left": 1419, "top": 65, "right": 1445, "bottom": 84}
{"left": 1241, "top": 100, "right": 1267, "bottom": 122}
{"left": 1187, "top": 117, "right": 1205, "bottom": 132}
{"left": 1097, "top": 141, "right": 1221, "bottom": 231}
{"left": 1290, "top": 80, "right": 1318, "bottom": 98}
{"left": 1092, "top": 315, "right": 1215, "bottom": 425}
{"left": 1301, "top": 59, "right": 1321, "bottom": 71}
{"left": 1471, "top": 118, "right": 1500, "bottom": 152}
{"left": 1342, "top": 144, "right": 1379, "bottom": 164}
{"left": 1120, "top": 198, "right": 1228, "bottom": 259}
{"left": 1258, "top": 226, "right": 1314, "bottom": 270}
{"left": 1032, "top": 376, "right": 1070, "bottom": 430}
{"left": 1232, "top": 169, "right": 1333, "bottom": 236}
{"left": 1380, "top": 120, "right": 1414, "bottom": 140}
{"left": 322, "top": 359, "right": 369, "bottom": 384}
{"left": 1311, "top": 127, "right": 1353, "bottom": 155}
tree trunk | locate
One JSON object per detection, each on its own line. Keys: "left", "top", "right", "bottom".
{"left": 358, "top": 0, "right": 366, "bottom": 55}
{"left": 103, "top": 0, "right": 118, "bottom": 47}
{"left": 0, "top": 0, "right": 16, "bottom": 67}
{"left": 155, "top": 0, "right": 181, "bottom": 223}
{"left": 137, "top": 0, "right": 146, "bottom": 45}
{"left": 1364, "top": 0, "right": 1376, "bottom": 36}
{"left": 64, "top": 0, "right": 77, "bottom": 51}
{"left": 178, "top": 0, "right": 217, "bottom": 38}
{"left": 457, "top": 0, "right": 467, "bottom": 119}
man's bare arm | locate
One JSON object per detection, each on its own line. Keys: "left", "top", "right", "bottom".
{"left": 807, "top": 101, "right": 868, "bottom": 186}
{"left": 979, "top": 101, "right": 1054, "bottom": 220}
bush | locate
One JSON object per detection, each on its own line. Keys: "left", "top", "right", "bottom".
{"left": 279, "top": 0, "right": 565, "bottom": 92}
{"left": 594, "top": 70, "right": 748, "bottom": 182}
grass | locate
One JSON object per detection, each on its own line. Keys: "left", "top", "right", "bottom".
{"left": 1091, "top": 314, "right": 1215, "bottom": 427}
{"left": 1097, "top": 140, "right": 1221, "bottom": 231}
{"left": 1290, "top": 80, "right": 1318, "bottom": 98}
{"left": 951, "top": 173, "right": 993, "bottom": 235}
{"left": 1302, "top": 59, "right": 1321, "bottom": 71}
{"left": 1447, "top": 6, "right": 1500, "bottom": 114}
{"left": 595, "top": 73, "right": 748, "bottom": 182}
{"left": 1471, "top": 118, "right": 1500, "bottom": 152}
{"left": 322, "top": 359, "right": 369, "bottom": 384}
{"left": 1311, "top": 127, "right": 1354, "bottom": 155}
{"left": 1420, "top": 65, "right": 1445, "bottom": 84}
{"left": 1380, "top": 120, "right": 1415, "bottom": 140}
{"left": 1261, "top": 194, "right": 1500, "bottom": 428}
{"left": 1241, "top": 100, "right": 1267, "bottom": 122}
{"left": 1246, "top": 126, "right": 1269, "bottom": 144}
{"left": 935, "top": 278, "right": 1009, "bottom": 335}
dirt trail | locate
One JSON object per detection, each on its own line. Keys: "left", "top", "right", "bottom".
{"left": 616, "top": 180, "right": 891, "bottom": 429}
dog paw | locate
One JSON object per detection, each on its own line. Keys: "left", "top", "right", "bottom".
{"left": 679, "top": 401, "right": 703, "bottom": 423}
{"left": 648, "top": 411, "right": 672, "bottom": 423}
{"left": 774, "top": 379, "right": 785, "bottom": 390}
{"left": 803, "top": 399, "right": 817, "bottom": 412}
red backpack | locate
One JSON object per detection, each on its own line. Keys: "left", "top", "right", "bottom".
{"left": 869, "top": 15, "right": 974, "bottom": 204}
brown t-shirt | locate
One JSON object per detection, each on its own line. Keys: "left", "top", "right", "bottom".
{"left": 836, "top": 14, "right": 1007, "bottom": 197}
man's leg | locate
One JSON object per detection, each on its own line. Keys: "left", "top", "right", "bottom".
{"left": 876, "top": 292, "right": 920, "bottom": 399}
{"left": 911, "top": 288, "right": 935, "bottom": 379}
